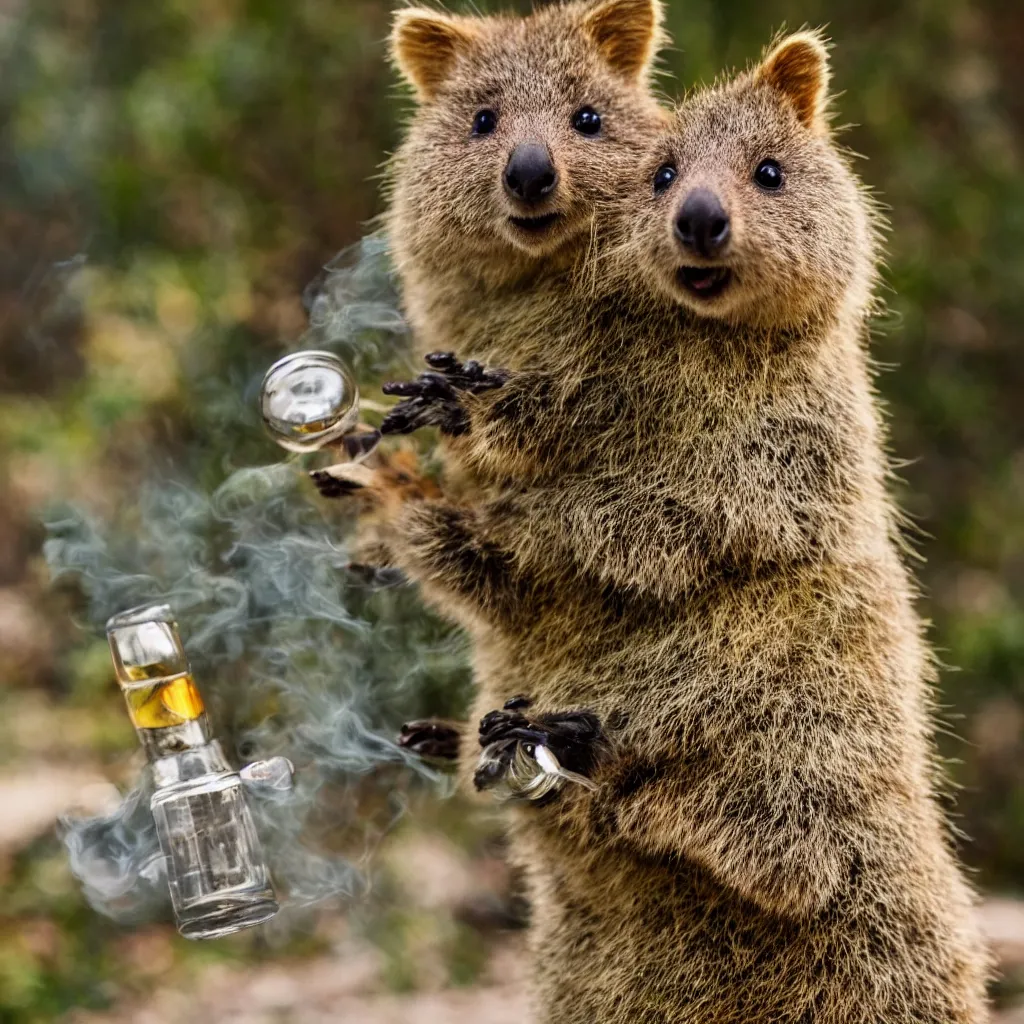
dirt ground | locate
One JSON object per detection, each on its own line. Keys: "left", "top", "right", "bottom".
{"left": 67, "top": 943, "right": 531, "bottom": 1024}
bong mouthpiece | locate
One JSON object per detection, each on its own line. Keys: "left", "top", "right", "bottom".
{"left": 106, "top": 604, "right": 292, "bottom": 940}
{"left": 260, "top": 350, "right": 373, "bottom": 454}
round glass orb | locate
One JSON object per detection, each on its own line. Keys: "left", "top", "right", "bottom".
{"left": 260, "top": 351, "right": 360, "bottom": 453}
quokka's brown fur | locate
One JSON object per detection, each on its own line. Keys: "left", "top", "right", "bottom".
{"left": 359, "top": 24, "right": 993, "bottom": 1024}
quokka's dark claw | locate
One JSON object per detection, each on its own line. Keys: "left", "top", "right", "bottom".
{"left": 479, "top": 710, "right": 530, "bottom": 746}
{"left": 310, "top": 469, "right": 364, "bottom": 498}
{"left": 504, "top": 695, "right": 534, "bottom": 711}
{"left": 399, "top": 719, "right": 463, "bottom": 761}
{"left": 494, "top": 727, "right": 558, "bottom": 750}
{"left": 383, "top": 372, "right": 459, "bottom": 401}
{"left": 425, "top": 351, "right": 459, "bottom": 371}
{"left": 381, "top": 396, "right": 455, "bottom": 436}
{"left": 476, "top": 708, "right": 605, "bottom": 780}
{"left": 380, "top": 353, "right": 508, "bottom": 437}
{"left": 382, "top": 379, "right": 428, "bottom": 398}
{"left": 418, "top": 371, "right": 461, "bottom": 398}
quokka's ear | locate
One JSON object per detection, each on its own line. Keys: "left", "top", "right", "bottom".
{"left": 391, "top": 8, "right": 480, "bottom": 101}
{"left": 582, "top": 0, "right": 666, "bottom": 83}
{"left": 755, "top": 30, "right": 831, "bottom": 134}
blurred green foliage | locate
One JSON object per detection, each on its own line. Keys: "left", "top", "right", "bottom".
{"left": 0, "top": 0, "right": 1022, "bottom": 1020}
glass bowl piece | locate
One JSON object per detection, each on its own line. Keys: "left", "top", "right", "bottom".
{"left": 260, "top": 350, "right": 360, "bottom": 453}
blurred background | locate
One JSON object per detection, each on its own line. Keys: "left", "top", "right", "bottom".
{"left": 1, "top": 0, "right": 1023, "bottom": 1021}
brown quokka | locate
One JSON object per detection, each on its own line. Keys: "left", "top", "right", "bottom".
{"left": 324, "top": 0, "right": 671, "bottom": 579}
{"left": 320, "top": 0, "right": 671, "bottom": 574}
{"left": 384, "top": 0, "right": 669, "bottom": 365}
{"left": 343, "top": 31, "right": 992, "bottom": 1024}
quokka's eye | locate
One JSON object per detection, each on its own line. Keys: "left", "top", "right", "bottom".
{"left": 572, "top": 107, "right": 602, "bottom": 135}
{"left": 754, "top": 158, "right": 784, "bottom": 190}
{"left": 472, "top": 110, "right": 498, "bottom": 135}
{"left": 653, "top": 163, "right": 678, "bottom": 194}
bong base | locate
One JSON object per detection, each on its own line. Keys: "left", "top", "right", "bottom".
{"left": 176, "top": 890, "right": 280, "bottom": 940}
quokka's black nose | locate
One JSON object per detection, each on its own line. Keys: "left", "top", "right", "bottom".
{"left": 675, "top": 189, "right": 731, "bottom": 258}
{"left": 504, "top": 142, "right": 558, "bottom": 205}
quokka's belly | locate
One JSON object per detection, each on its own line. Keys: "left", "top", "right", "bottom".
{"left": 517, "top": 839, "right": 988, "bottom": 1024}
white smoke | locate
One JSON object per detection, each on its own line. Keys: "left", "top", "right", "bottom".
{"left": 48, "top": 238, "right": 470, "bottom": 926}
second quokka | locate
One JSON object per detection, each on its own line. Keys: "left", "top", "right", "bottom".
{"left": 342, "top": 30, "right": 992, "bottom": 1024}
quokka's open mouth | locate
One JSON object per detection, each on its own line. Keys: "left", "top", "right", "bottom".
{"left": 677, "top": 265, "right": 732, "bottom": 298}
{"left": 509, "top": 212, "right": 561, "bottom": 234}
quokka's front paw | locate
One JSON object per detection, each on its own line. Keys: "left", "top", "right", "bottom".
{"left": 474, "top": 697, "right": 604, "bottom": 800}
{"left": 398, "top": 719, "right": 463, "bottom": 762}
{"left": 309, "top": 447, "right": 438, "bottom": 510}
{"left": 380, "top": 352, "right": 509, "bottom": 437}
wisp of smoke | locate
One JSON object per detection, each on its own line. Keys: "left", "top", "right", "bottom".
{"left": 47, "top": 236, "right": 470, "bottom": 927}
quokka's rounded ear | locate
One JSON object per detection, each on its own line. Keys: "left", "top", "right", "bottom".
{"left": 754, "top": 30, "right": 832, "bottom": 134}
{"left": 582, "top": 0, "right": 667, "bottom": 83}
{"left": 391, "top": 8, "right": 480, "bottom": 101}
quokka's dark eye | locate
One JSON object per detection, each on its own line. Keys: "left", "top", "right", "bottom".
{"left": 754, "top": 158, "right": 784, "bottom": 190}
{"left": 472, "top": 109, "right": 498, "bottom": 135}
{"left": 572, "top": 107, "right": 602, "bottom": 135}
{"left": 653, "top": 163, "right": 678, "bottom": 194}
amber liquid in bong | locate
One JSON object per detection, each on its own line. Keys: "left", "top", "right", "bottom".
{"left": 122, "top": 674, "right": 206, "bottom": 730}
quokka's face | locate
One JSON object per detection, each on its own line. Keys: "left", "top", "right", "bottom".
{"left": 391, "top": 0, "right": 668, "bottom": 263}
{"left": 625, "top": 33, "right": 872, "bottom": 326}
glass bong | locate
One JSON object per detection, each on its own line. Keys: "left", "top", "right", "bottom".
{"left": 106, "top": 604, "right": 293, "bottom": 939}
